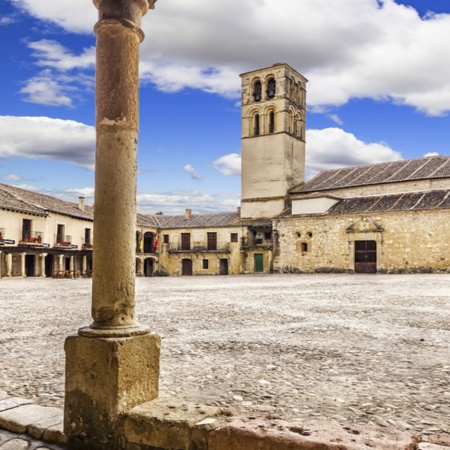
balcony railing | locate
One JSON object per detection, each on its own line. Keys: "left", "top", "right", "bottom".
{"left": 168, "top": 242, "right": 230, "bottom": 253}
{"left": 240, "top": 237, "right": 273, "bottom": 249}
{"left": 55, "top": 235, "right": 72, "bottom": 247}
{"left": 20, "top": 230, "right": 44, "bottom": 244}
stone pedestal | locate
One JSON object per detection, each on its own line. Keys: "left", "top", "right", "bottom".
{"left": 64, "top": 332, "right": 160, "bottom": 448}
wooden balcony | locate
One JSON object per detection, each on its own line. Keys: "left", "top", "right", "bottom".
{"left": 167, "top": 242, "right": 230, "bottom": 254}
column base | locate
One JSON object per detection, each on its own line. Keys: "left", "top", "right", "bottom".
{"left": 64, "top": 332, "right": 160, "bottom": 448}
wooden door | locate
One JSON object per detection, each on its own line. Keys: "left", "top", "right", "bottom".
{"left": 207, "top": 232, "right": 217, "bottom": 250}
{"left": 181, "top": 233, "right": 191, "bottom": 251}
{"left": 219, "top": 259, "right": 228, "bottom": 275}
{"left": 182, "top": 259, "right": 193, "bottom": 276}
{"left": 355, "top": 240, "right": 377, "bottom": 273}
{"left": 254, "top": 254, "right": 264, "bottom": 273}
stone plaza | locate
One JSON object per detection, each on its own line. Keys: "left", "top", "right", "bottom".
{"left": 1, "top": 273, "right": 449, "bottom": 438}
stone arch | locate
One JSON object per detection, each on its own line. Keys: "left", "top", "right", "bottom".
{"left": 252, "top": 78, "right": 262, "bottom": 102}
{"left": 263, "top": 104, "right": 277, "bottom": 134}
{"left": 264, "top": 74, "right": 276, "bottom": 99}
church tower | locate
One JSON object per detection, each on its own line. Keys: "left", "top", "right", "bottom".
{"left": 240, "top": 63, "right": 307, "bottom": 219}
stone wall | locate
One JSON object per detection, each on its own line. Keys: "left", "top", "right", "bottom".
{"left": 158, "top": 227, "right": 243, "bottom": 276}
{"left": 274, "top": 209, "right": 450, "bottom": 273}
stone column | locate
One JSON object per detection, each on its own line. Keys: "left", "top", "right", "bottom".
{"left": 58, "top": 254, "right": 64, "bottom": 271}
{"left": 6, "top": 253, "right": 12, "bottom": 277}
{"left": 65, "top": 1, "right": 160, "bottom": 448}
{"left": 20, "top": 252, "right": 26, "bottom": 277}
{"left": 40, "top": 254, "right": 47, "bottom": 277}
{"left": 82, "top": 255, "right": 87, "bottom": 276}
{"left": 0, "top": 251, "right": 2, "bottom": 278}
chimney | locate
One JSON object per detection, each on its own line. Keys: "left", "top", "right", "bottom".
{"left": 155, "top": 211, "right": 163, "bottom": 215}
{"left": 237, "top": 206, "right": 241, "bottom": 216}
{"left": 185, "top": 208, "right": 192, "bottom": 219}
{"left": 78, "top": 196, "right": 85, "bottom": 211}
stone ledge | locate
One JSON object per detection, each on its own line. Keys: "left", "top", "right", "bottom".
{"left": 1, "top": 397, "right": 449, "bottom": 449}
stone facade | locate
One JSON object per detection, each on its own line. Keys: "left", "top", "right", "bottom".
{"left": 275, "top": 208, "right": 450, "bottom": 273}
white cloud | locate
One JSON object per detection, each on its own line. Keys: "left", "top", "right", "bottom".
{"left": 213, "top": 153, "right": 241, "bottom": 176}
{"left": 423, "top": 152, "right": 440, "bottom": 157}
{"left": 20, "top": 71, "right": 74, "bottom": 106}
{"left": 328, "top": 114, "right": 344, "bottom": 126}
{"left": 0, "top": 17, "right": 15, "bottom": 25}
{"left": 1, "top": 174, "right": 22, "bottom": 181}
{"left": 306, "top": 128, "right": 402, "bottom": 178}
{"left": 19, "top": 40, "right": 95, "bottom": 106}
{"left": 136, "top": 189, "right": 238, "bottom": 215}
{"left": 11, "top": 0, "right": 450, "bottom": 115}
{"left": 183, "top": 164, "right": 202, "bottom": 180}
{"left": 66, "top": 187, "right": 95, "bottom": 198}
{"left": 28, "top": 39, "right": 95, "bottom": 71}
{"left": 11, "top": 183, "right": 38, "bottom": 191}
{"left": 0, "top": 116, "right": 95, "bottom": 169}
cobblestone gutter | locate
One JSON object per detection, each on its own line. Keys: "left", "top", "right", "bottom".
{"left": 1, "top": 395, "right": 449, "bottom": 450}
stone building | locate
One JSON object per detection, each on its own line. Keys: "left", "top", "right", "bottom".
{"left": 2, "top": 62, "right": 450, "bottom": 277}
{"left": 0, "top": 183, "right": 93, "bottom": 278}
{"left": 274, "top": 156, "right": 450, "bottom": 273}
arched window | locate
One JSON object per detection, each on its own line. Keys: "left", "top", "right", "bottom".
{"left": 269, "top": 111, "right": 275, "bottom": 134}
{"left": 254, "top": 114, "right": 260, "bottom": 136}
{"left": 267, "top": 78, "right": 276, "bottom": 99}
{"left": 253, "top": 81, "right": 262, "bottom": 102}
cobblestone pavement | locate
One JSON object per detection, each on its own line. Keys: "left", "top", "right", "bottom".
{"left": 0, "top": 274, "right": 449, "bottom": 439}
{"left": 0, "top": 429, "right": 67, "bottom": 449}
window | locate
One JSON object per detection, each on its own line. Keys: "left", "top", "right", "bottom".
{"left": 253, "top": 80, "right": 262, "bottom": 102}
{"left": 267, "top": 78, "right": 276, "bottom": 99}
{"left": 57, "top": 224, "right": 65, "bottom": 244}
{"left": 230, "top": 233, "right": 238, "bottom": 243}
{"left": 202, "top": 259, "right": 209, "bottom": 270}
{"left": 264, "top": 231, "right": 272, "bottom": 240}
{"left": 84, "top": 228, "right": 91, "bottom": 245}
{"left": 269, "top": 111, "right": 275, "bottom": 134}
{"left": 22, "top": 219, "right": 32, "bottom": 241}
{"left": 207, "top": 232, "right": 217, "bottom": 251}
{"left": 301, "top": 242, "right": 308, "bottom": 252}
{"left": 163, "top": 234, "right": 169, "bottom": 244}
{"left": 254, "top": 114, "right": 260, "bottom": 136}
{"left": 181, "top": 233, "right": 191, "bottom": 251}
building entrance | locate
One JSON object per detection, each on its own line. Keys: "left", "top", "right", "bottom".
{"left": 355, "top": 240, "right": 377, "bottom": 273}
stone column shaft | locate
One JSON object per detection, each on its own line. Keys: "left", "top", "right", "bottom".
{"left": 89, "top": 0, "right": 151, "bottom": 332}
{"left": 20, "top": 252, "right": 26, "bottom": 277}
{"left": 6, "top": 253, "right": 12, "bottom": 277}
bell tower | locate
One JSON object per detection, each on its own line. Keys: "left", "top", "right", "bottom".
{"left": 240, "top": 63, "right": 307, "bottom": 219}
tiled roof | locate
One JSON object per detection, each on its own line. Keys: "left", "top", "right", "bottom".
{"left": 322, "top": 190, "right": 450, "bottom": 216}
{"left": 0, "top": 183, "right": 93, "bottom": 220}
{"left": 294, "top": 156, "right": 450, "bottom": 194}
{"left": 137, "top": 212, "right": 241, "bottom": 229}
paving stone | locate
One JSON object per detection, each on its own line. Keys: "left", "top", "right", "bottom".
{"left": 0, "top": 438, "right": 30, "bottom": 450}
{"left": 0, "top": 405, "right": 61, "bottom": 435}
{"left": 0, "top": 398, "right": 33, "bottom": 413}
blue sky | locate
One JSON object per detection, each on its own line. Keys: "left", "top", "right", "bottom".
{"left": 1, "top": 0, "right": 450, "bottom": 214}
